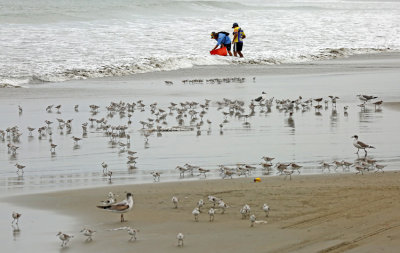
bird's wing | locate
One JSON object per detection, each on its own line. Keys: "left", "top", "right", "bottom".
{"left": 357, "top": 140, "right": 370, "bottom": 148}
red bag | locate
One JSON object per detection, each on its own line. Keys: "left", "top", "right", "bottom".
{"left": 210, "top": 47, "right": 228, "bottom": 56}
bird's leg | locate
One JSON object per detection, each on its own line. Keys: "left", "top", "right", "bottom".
{"left": 121, "top": 214, "right": 124, "bottom": 222}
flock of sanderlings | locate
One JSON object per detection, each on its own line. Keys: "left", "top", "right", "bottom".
{"left": 3, "top": 90, "right": 388, "bottom": 247}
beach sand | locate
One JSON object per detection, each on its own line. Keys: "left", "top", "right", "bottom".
{"left": 5, "top": 172, "right": 400, "bottom": 253}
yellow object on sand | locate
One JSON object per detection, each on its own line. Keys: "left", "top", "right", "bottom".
{"left": 254, "top": 178, "right": 261, "bottom": 182}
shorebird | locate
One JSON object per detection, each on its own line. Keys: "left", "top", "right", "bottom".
{"left": 375, "top": 164, "right": 386, "bottom": 173}
{"left": 290, "top": 163, "right": 302, "bottom": 174}
{"left": 197, "top": 199, "right": 204, "bottom": 211}
{"left": 250, "top": 214, "right": 256, "bottom": 227}
{"left": 208, "top": 208, "right": 215, "bottom": 222}
{"left": 198, "top": 167, "right": 210, "bottom": 178}
{"left": 218, "top": 200, "right": 228, "bottom": 214}
{"left": 97, "top": 192, "right": 134, "bottom": 222}
{"left": 352, "top": 135, "right": 375, "bottom": 156}
{"left": 27, "top": 127, "right": 35, "bottom": 136}
{"left": 192, "top": 207, "right": 200, "bottom": 222}
{"left": 172, "top": 196, "right": 178, "bottom": 209}
{"left": 355, "top": 165, "right": 367, "bottom": 175}
{"left": 357, "top": 94, "right": 378, "bottom": 103}
{"left": 12, "top": 212, "right": 22, "bottom": 224}
{"left": 320, "top": 162, "right": 332, "bottom": 172}
{"left": 151, "top": 171, "right": 161, "bottom": 182}
{"left": 208, "top": 195, "right": 220, "bottom": 207}
{"left": 262, "top": 204, "right": 270, "bottom": 217}
{"left": 101, "top": 162, "right": 108, "bottom": 175}
{"left": 50, "top": 143, "right": 57, "bottom": 152}
{"left": 177, "top": 232, "right": 184, "bottom": 247}
{"left": 72, "top": 136, "right": 81, "bottom": 144}
{"left": 15, "top": 163, "right": 25, "bottom": 175}
{"left": 80, "top": 227, "right": 96, "bottom": 241}
{"left": 254, "top": 91, "right": 267, "bottom": 102}
{"left": 373, "top": 100, "right": 383, "bottom": 110}
{"left": 176, "top": 166, "right": 188, "bottom": 178}
{"left": 127, "top": 227, "right": 139, "bottom": 241}
{"left": 240, "top": 204, "right": 251, "bottom": 219}
{"left": 56, "top": 232, "right": 73, "bottom": 247}
{"left": 106, "top": 171, "right": 113, "bottom": 182}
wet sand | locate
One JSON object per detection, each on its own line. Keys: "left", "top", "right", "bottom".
{"left": 1, "top": 53, "right": 400, "bottom": 194}
{"left": 4, "top": 172, "right": 400, "bottom": 253}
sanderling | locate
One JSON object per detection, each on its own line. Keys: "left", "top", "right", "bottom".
{"left": 208, "top": 208, "right": 215, "bottom": 222}
{"left": 80, "top": 227, "right": 96, "bottom": 241}
{"left": 97, "top": 192, "right": 134, "bottom": 222}
{"left": 12, "top": 211, "right": 22, "bottom": 224}
{"left": 262, "top": 204, "right": 270, "bottom": 217}
{"left": 192, "top": 207, "right": 200, "bottom": 222}
{"left": 177, "top": 232, "right": 184, "bottom": 247}
{"left": 56, "top": 232, "right": 73, "bottom": 247}
{"left": 240, "top": 204, "right": 251, "bottom": 219}
{"left": 172, "top": 196, "right": 179, "bottom": 209}
{"left": 15, "top": 163, "right": 25, "bottom": 175}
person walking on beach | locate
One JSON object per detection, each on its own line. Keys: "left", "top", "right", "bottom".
{"left": 232, "top": 23, "right": 246, "bottom": 57}
{"left": 211, "top": 31, "right": 233, "bottom": 56}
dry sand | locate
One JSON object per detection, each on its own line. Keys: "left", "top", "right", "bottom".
{"left": 5, "top": 172, "right": 400, "bottom": 253}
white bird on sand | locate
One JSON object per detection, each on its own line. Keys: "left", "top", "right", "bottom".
{"left": 208, "top": 195, "right": 219, "bottom": 207}
{"left": 12, "top": 211, "right": 22, "bottom": 224}
{"left": 250, "top": 214, "right": 256, "bottom": 227}
{"left": 197, "top": 199, "right": 204, "bottom": 211}
{"left": 172, "top": 196, "right": 178, "bottom": 209}
{"left": 352, "top": 135, "right": 375, "bottom": 156}
{"left": 56, "top": 232, "right": 74, "bottom": 247}
{"left": 208, "top": 208, "right": 215, "bottom": 222}
{"left": 192, "top": 207, "right": 200, "bottom": 222}
{"left": 262, "top": 204, "right": 270, "bottom": 217}
{"left": 127, "top": 227, "right": 139, "bottom": 241}
{"left": 80, "top": 227, "right": 96, "bottom": 241}
{"left": 177, "top": 232, "right": 184, "bottom": 247}
{"left": 218, "top": 199, "right": 228, "bottom": 214}
{"left": 97, "top": 192, "right": 134, "bottom": 222}
{"left": 240, "top": 204, "right": 251, "bottom": 219}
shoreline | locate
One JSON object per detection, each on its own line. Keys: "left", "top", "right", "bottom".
{"left": 2, "top": 51, "right": 400, "bottom": 89}
{"left": 4, "top": 172, "right": 400, "bottom": 252}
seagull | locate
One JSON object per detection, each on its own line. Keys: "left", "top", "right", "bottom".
{"left": 254, "top": 92, "right": 267, "bottom": 102}
{"left": 352, "top": 135, "right": 375, "bottom": 156}
{"left": 56, "top": 232, "right": 73, "bottom": 247}
{"left": 97, "top": 192, "right": 134, "bottom": 222}
{"left": 357, "top": 94, "right": 378, "bottom": 103}
{"left": 12, "top": 212, "right": 22, "bottom": 224}
{"left": 80, "top": 227, "right": 96, "bottom": 241}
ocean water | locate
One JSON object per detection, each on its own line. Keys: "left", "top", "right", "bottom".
{"left": 0, "top": 0, "right": 399, "bottom": 86}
